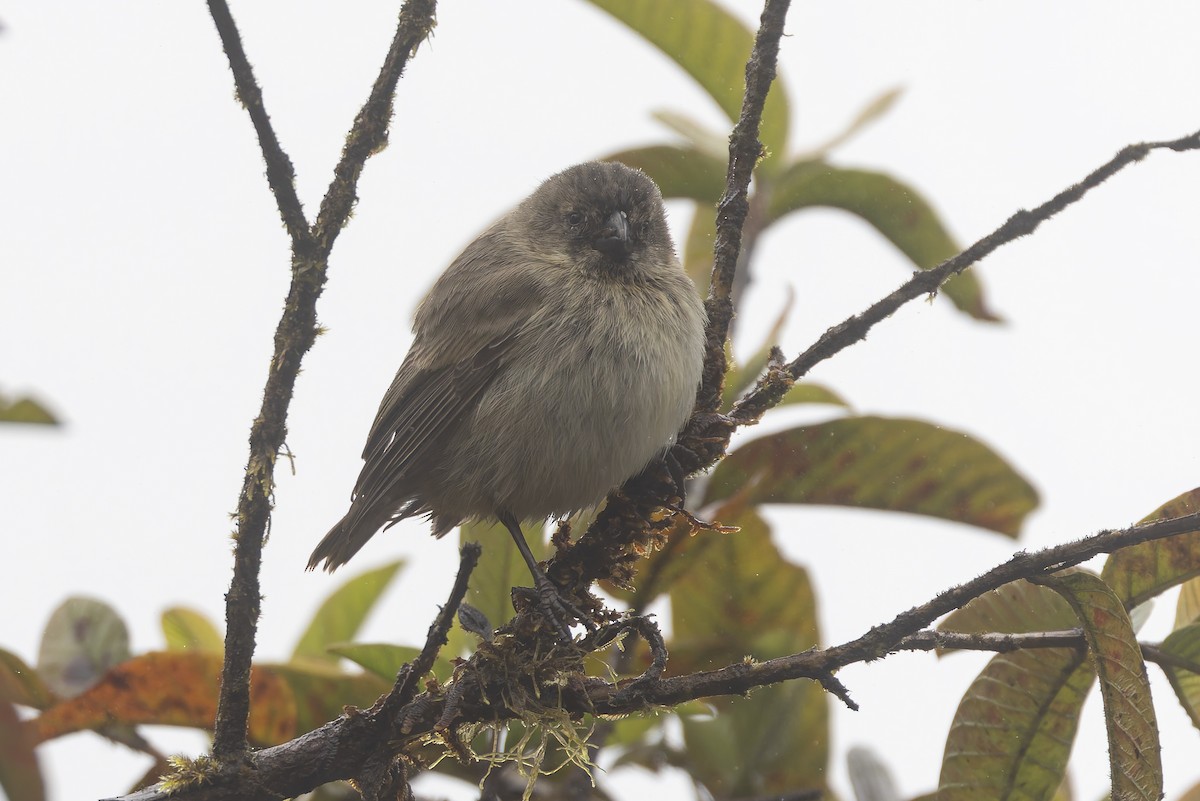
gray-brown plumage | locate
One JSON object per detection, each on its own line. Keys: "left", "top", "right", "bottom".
{"left": 308, "top": 162, "right": 705, "bottom": 626}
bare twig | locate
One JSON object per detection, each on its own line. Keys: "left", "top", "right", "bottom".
{"left": 379, "top": 543, "right": 480, "bottom": 721}
{"left": 206, "top": 0, "right": 438, "bottom": 760}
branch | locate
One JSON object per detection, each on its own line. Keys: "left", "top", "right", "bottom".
{"left": 205, "top": 0, "right": 438, "bottom": 761}
{"left": 204, "top": 0, "right": 309, "bottom": 245}
{"left": 312, "top": 0, "right": 437, "bottom": 257}
{"left": 379, "top": 543, "right": 480, "bottom": 722}
{"left": 897, "top": 629, "right": 1200, "bottom": 678}
{"left": 695, "top": 0, "right": 792, "bottom": 416}
{"left": 576, "top": 511, "right": 1200, "bottom": 712}
{"left": 727, "top": 127, "right": 1200, "bottom": 425}
{"left": 106, "top": 510, "right": 1200, "bottom": 801}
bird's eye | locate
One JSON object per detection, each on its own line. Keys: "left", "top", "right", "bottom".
{"left": 565, "top": 210, "right": 584, "bottom": 226}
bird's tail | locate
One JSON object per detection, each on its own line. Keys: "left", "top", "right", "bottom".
{"left": 307, "top": 502, "right": 395, "bottom": 572}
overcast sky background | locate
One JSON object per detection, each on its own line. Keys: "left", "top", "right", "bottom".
{"left": 3, "top": 2, "right": 1200, "bottom": 799}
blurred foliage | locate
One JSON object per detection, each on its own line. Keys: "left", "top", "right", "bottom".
{"left": 0, "top": 391, "right": 58, "bottom": 425}
{"left": 4, "top": 2, "right": 1199, "bottom": 801}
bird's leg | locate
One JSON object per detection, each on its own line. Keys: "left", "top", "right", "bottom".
{"left": 662, "top": 448, "right": 688, "bottom": 504}
{"left": 498, "top": 512, "right": 587, "bottom": 641}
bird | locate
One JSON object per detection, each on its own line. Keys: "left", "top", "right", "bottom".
{"left": 308, "top": 161, "right": 706, "bottom": 634}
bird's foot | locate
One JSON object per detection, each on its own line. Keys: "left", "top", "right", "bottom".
{"left": 513, "top": 575, "right": 597, "bottom": 643}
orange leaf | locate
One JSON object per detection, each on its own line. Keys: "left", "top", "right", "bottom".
{"left": 27, "top": 652, "right": 295, "bottom": 747}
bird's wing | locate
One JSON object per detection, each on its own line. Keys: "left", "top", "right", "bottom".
{"left": 351, "top": 224, "right": 545, "bottom": 511}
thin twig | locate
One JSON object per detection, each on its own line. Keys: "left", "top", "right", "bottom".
{"left": 312, "top": 0, "right": 437, "bottom": 257}
{"left": 696, "top": 0, "right": 792, "bottom": 416}
{"left": 206, "top": 0, "right": 439, "bottom": 761}
{"left": 899, "top": 629, "right": 1200, "bottom": 677}
{"left": 204, "top": 0, "right": 309, "bottom": 246}
{"left": 380, "top": 543, "right": 480, "bottom": 721}
{"left": 728, "top": 128, "right": 1200, "bottom": 425}
{"left": 353, "top": 544, "right": 479, "bottom": 800}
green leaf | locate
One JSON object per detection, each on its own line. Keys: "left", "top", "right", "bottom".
{"left": 939, "top": 579, "right": 1078, "bottom": 643}
{"left": 161, "top": 607, "right": 223, "bottom": 654}
{"left": 36, "top": 597, "right": 131, "bottom": 698}
{"left": 291, "top": 560, "right": 403, "bottom": 665}
{"left": 1037, "top": 571, "right": 1162, "bottom": 801}
{"left": 586, "top": 0, "right": 790, "bottom": 162}
{"left": 605, "top": 711, "right": 663, "bottom": 749}
{"left": 0, "top": 649, "right": 55, "bottom": 710}
{"left": 703, "top": 416, "right": 1038, "bottom": 538}
{"left": 798, "top": 87, "right": 904, "bottom": 160}
{"left": 938, "top": 648, "right": 1092, "bottom": 801}
{"left": 0, "top": 393, "right": 58, "bottom": 425}
{"left": 1158, "top": 623, "right": 1200, "bottom": 731}
{"left": 767, "top": 162, "right": 1000, "bottom": 322}
{"left": 682, "top": 204, "right": 717, "bottom": 293}
{"left": 1101, "top": 486, "right": 1200, "bottom": 609}
{"left": 460, "top": 521, "right": 545, "bottom": 630}
{"left": 672, "top": 509, "right": 827, "bottom": 796}
{"left": 0, "top": 701, "right": 44, "bottom": 801}
{"left": 606, "top": 145, "right": 727, "bottom": 204}
{"left": 267, "top": 663, "right": 389, "bottom": 738}
{"left": 325, "top": 643, "right": 421, "bottom": 682}
{"left": 651, "top": 109, "right": 728, "bottom": 161}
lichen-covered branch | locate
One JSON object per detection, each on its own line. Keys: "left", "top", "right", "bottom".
{"left": 105, "top": 510, "right": 1200, "bottom": 801}
{"left": 696, "top": 0, "right": 792, "bottom": 417}
{"left": 205, "top": 0, "right": 438, "bottom": 761}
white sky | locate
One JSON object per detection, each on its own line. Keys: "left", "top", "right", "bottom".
{"left": 3, "top": 1, "right": 1200, "bottom": 800}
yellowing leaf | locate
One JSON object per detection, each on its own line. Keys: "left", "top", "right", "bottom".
{"left": 0, "top": 700, "right": 44, "bottom": 801}
{"left": 606, "top": 145, "right": 727, "bottom": 205}
{"left": 1177, "top": 577, "right": 1200, "bottom": 629}
{"left": 161, "top": 607, "right": 223, "bottom": 654}
{"left": 1102, "top": 486, "right": 1200, "bottom": 609}
{"left": 1159, "top": 624, "right": 1200, "bottom": 731}
{"left": 672, "top": 509, "right": 827, "bottom": 795}
{"left": 0, "top": 394, "right": 57, "bottom": 425}
{"left": 27, "top": 652, "right": 295, "bottom": 747}
{"left": 703, "top": 417, "right": 1038, "bottom": 537}
{"left": 939, "top": 579, "right": 1078, "bottom": 644}
{"left": 1037, "top": 571, "right": 1162, "bottom": 801}
{"left": 938, "top": 648, "right": 1092, "bottom": 801}
{"left": 0, "top": 649, "right": 55, "bottom": 710}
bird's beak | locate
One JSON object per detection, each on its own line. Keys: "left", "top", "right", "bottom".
{"left": 594, "top": 210, "right": 631, "bottom": 258}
